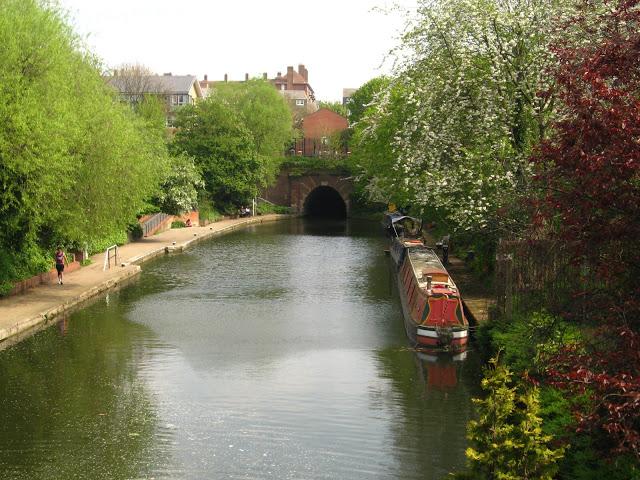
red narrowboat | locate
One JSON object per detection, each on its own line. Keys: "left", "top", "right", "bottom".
{"left": 391, "top": 235, "right": 469, "bottom": 352}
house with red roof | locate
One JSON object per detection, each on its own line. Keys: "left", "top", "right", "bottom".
{"left": 292, "top": 107, "right": 350, "bottom": 157}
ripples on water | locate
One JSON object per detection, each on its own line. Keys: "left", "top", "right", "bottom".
{"left": 0, "top": 219, "right": 480, "bottom": 479}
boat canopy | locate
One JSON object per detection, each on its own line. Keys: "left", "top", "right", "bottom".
{"left": 383, "top": 213, "right": 420, "bottom": 227}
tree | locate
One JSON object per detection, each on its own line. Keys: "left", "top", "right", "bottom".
{"left": 533, "top": 0, "right": 640, "bottom": 458}
{"left": 346, "top": 76, "right": 390, "bottom": 125}
{"left": 0, "top": 0, "right": 167, "bottom": 289}
{"left": 212, "top": 79, "right": 292, "bottom": 184}
{"left": 349, "top": 79, "right": 413, "bottom": 206}
{"left": 454, "top": 356, "right": 564, "bottom": 480}
{"left": 171, "top": 98, "right": 262, "bottom": 208}
{"left": 154, "top": 153, "right": 204, "bottom": 215}
{"left": 109, "top": 63, "right": 156, "bottom": 97}
{"left": 356, "top": 0, "right": 571, "bottom": 236}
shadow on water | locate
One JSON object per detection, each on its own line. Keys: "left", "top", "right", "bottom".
{"left": 0, "top": 292, "right": 166, "bottom": 480}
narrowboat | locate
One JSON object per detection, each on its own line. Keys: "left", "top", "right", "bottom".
{"left": 387, "top": 218, "right": 469, "bottom": 352}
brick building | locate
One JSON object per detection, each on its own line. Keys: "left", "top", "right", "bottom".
{"left": 271, "top": 65, "right": 318, "bottom": 122}
{"left": 291, "top": 108, "right": 350, "bottom": 157}
{"left": 200, "top": 64, "right": 318, "bottom": 123}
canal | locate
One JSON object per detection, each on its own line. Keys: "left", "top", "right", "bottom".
{"left": 0, "top": 218, "right": 480, "bottom": 480}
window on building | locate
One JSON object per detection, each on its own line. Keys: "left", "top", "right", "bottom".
{"left": 171, "top": 94, "right": 189, "bottom": 106}
{"left": 296, "top": 99, "right": 305, "bottom": 106}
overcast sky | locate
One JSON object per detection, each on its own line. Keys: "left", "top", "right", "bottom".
{"left": 58, "top": 0, "right": 418, "bottom": 102}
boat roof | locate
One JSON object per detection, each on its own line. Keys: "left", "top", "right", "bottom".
{"left": 383, "top": 213, "right": 420, "bottom": 226}
{"left": 408, "top": 246, "right": 457, "bottom": 289}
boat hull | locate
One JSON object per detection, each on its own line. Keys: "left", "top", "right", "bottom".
{"left": 391, "top": 237, "right": 469, "bottom": 353}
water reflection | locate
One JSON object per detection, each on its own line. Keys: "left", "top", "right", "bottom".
{"left": 0, "top": 293, "right": 162, "bottom": 480}
{"left": 373, "top": 347, "right": 480, "bottom": 479}
{"left": 0, "top": 218, "right": 479, "bottom": 479}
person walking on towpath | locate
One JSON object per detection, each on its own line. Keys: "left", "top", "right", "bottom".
{"left": 54, "top": 247, "right": 68, "bottom": 285}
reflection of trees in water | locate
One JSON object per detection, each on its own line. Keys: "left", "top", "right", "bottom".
{"left": 0, "top": 292, "right": 164, "bottom": 480}
{"left": 372, "top": 347, "right": 481, "bottom": 479}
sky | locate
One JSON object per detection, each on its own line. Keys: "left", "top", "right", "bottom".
{"left": 58, "top": 0, "right": 418, "bottom": 102}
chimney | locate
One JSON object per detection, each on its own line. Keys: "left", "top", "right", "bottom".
{"left": 224, "top": 73, "right": 228, "bottom": 82}
{"left": 286, "top": 66, "right": 294, "bottom": 90}
{"left": 204, "top": 74, "right": 208, "bottom": 81}
{"left": 263, "top": 72, "right": 267, "bottom": 80}
{"left": 277, "top": 71, "right": 281, "bottom": 77}
{"left": 245, "top": 73, "right": 249, "bottom": 81}
{"left": 298, "top": 64, "right": 308, "bottom": 83}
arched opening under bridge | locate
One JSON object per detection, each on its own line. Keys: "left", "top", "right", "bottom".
{"left": 303, "top": 186, "right": 347, "bottom": 218}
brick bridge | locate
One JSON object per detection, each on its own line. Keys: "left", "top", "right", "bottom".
{"left": 262, "top": 167, "right": 354, "bottom": 217}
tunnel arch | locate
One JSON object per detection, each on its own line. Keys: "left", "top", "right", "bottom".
{"left": 303, "top": 186, "right": 347, "bottom": 218}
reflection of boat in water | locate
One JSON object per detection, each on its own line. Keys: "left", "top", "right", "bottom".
{"left": 416, "top": 350, "right": 467, "bottom": 388}
{"left": 386, "top": 214, "right": 469, "bottom": 352}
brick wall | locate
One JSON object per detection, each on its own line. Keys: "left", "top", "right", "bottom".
{"left": 8, "top": 261, "right": 81, "bottom": 296}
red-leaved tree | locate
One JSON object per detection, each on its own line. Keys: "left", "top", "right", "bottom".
{"left": 533, "top": 0, "right": 640, "bottom": 458}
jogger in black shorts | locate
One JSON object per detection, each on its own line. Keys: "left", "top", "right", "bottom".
{"left": 55, "top": 247, "right": 68, "bottom": 285}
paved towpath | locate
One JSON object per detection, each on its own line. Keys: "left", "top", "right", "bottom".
{"left": 0, "top": 215, "right": 288, "bottom": 348}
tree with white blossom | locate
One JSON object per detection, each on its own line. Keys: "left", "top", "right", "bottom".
{"left": 354, "top": 0, "right": 574, "bottom": 237}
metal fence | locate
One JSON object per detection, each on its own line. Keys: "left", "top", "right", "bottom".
{"left": 141, "top": 213, "right": 170, "bottom": 237}
{"left": 494, "top": 239, "right": 585, "bottom": 319}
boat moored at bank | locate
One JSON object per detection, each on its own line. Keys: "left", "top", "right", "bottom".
{"left": 386, "top": 217, "right": 469, "bottom": 352}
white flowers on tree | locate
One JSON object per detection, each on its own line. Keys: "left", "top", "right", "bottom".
{"left": 356, "top": 0, "right": 571, "bottom": 236}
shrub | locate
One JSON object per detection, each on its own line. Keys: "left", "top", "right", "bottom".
{"left": 481, "top": 311, "right": 582, "bottom": 375}
{"left": 256, "top": 202, "right": 292, "bottom": 215}
{"left": 452, "top": 355, "right": 564, "bottom": 479}
{"left": 198, "top": 196, "right": 222, "bottom": 223}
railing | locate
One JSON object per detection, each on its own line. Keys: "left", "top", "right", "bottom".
{"left": 256, "top": 197, "right": 276, "bottom": 206}
{"left": 103, "top": 245, "right": 118, "bottom": 271}
{"left": 141, "top": 212, "right": 170, "bottom": 237}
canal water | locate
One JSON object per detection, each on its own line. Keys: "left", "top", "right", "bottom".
{"left": 0, "top": 219, "right": 480, "bottom": 480}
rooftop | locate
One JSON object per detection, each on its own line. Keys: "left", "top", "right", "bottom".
{"left": 106, "top": 74, "right": 201, "bottom": 95}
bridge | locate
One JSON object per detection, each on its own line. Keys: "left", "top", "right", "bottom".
{"left": 262, "top": 166, "right": 354, "bottom": 218}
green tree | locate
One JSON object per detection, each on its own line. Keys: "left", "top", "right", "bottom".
{"left": 134, "top": 94, "right": 169, "bottom": 135}
{"left": 171, "top": 98, "right": 261, "bottom": 209}
{"left": 0, "top": 0, "right": 168, "bottom": 288}
{"left": 453, "top": 356, "right": 564, "bottom": 480}
{"left": 349, "top": 79, "right": 413, "bottom": 206}
{"left": 346, "top": 76, "right": 390, "bottom": 125}
{"left": 212, "top": 79, "right": 292, "bottom": 184}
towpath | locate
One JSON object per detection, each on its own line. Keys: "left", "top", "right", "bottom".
{"left": 0, "top": 215, "right": 288, "bottom": 348}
